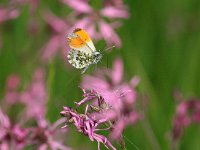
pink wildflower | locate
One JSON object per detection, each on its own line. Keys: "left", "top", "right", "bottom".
{"left": 0, "top": 108, "right": 28, "bottom": 150}
{"left": 0, "top": 70, "right": 71, "bottom": 149}
{"left": 60, "top": 106, "right": 116, "bottom": 150}
{"left": 59, "top": 58, "right": 141, "bottom": 149}
{"left": 20, "top": 68, "right": 47, "bottom": 121}
{"left": 172, "top": 98, "right": 200, "bottom": 141}
{"left": 30, "top": 118, "right": 71, "bottom": 150}
{"left": 80, "top": 58, "right": 141, "bottom": 140}
{"left": 40, "top": 11, "right": 70, "bottom": 62}
{"left": 62, "top": 0, "right": 129, "bottom": 48}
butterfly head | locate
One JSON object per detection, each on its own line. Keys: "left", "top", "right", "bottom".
{"left": 92, "top": 51, "right": 102, "bottom": 64}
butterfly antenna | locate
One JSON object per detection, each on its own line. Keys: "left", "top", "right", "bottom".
{"left": 103, "top": 45, "right": 115, "bottom": 53}
{"left": 100, "top": 45, "right": 115, "bottom": 55}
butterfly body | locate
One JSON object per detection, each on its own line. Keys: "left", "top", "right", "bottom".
{"left": 67, "top": 28, "right": 102, "bottom": 73}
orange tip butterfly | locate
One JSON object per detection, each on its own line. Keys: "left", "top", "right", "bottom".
{"left": 67, "top": 28, "right": 102, "bottom": 74}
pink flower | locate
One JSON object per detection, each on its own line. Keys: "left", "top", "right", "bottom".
{"left": 62, "top": 0, "right": 129, "bottom": 48}
{"left": 40, "top": 11, "right": 70, "bottom": 62}
{"left": 81, "top": 58, "right": 139, "bottom": 109}
{"left": 30, "top": 118, "right": 71, "bottom": 150}
{"left": 79, "top": 58, "right": 141, "bottom": 140}
{"left": 172, "top": 98, "right": 200, "bottom": 141}
{"left": 60, "top": 106, "right": 116, "bottom": 150}
{"left": 20, "top": 68, "right": 47, "bottom": 121}
{"left": 61, "top": 0, "right": 92, "bottom": 13}
{"left": 59, "top": 58, "right": 141, "bottom": 147}
{"left": 0, "top": 7, "right": 19, "bottom": 23}
{"left": 0, "top": 107, "right": 70, "bottom": 150}
{"left": 75, "top": 87, "right": 141, "bottom": 140}
{"left": 0, "top": 70, "right": 71, "bottom": 150}
{"left": 0, "top": 108, "right": 28, "bottom": 150}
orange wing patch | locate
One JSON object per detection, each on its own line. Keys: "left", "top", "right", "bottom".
{"left": 67, "top": 28, "right": 91, "bottom": 49}
{"left": 67, "top": 36, "right": 85, "bottom": 48}
{"left": 74, "top": 28, "right": 91, "bottom": 42}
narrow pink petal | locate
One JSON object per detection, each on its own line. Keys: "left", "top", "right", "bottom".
{"left": 130, "top": 76, "right": 140, "bottom": 87}
{"left": 19, "top": 68, "right": 47, "bottom": 120}
{"left": 85, "top": 24, "right": 97, "bottom": 39}
{"left": 110, "top": 111, "right": 140, "bottom": 139}
{"left": 101, "top": 6, "right": 129, "bottom": 19}
{"left": 61, "top": 0, "right": 92, "bottom": 13}
{"left": 99, "top": 20, "right": 121, "bottom": 48}
{"left": 43, "top": 11, "right": 67, "bottom": 33}
{"left": 82, "top": 75, "right": 110, "bottom": 91}
{"left": 75, "top": 97, "right": 94, "bottom": 107}
{"left": 111, "top": 58, "right": 123, "bottom": 85}
{"left": 41, "top": 36, "right": 61, "bottom": 61}
{"left": 0, "top": 8, "right": 19, "bottom": 23}
{"left": 93, "top": 133, "right": 116, "bottom": 150}
{"left": 50, "top": 141, "right": 71, "bottom": 150}
{"left": 0, "top": 142, "right": 9, "bottom": 150}
{"left": 51, "top": 118, "right": 67, "bottom": 130}
{"left": 0, "top": 108, "right": 10, "bottom": 128}
{"left": 177, "top": 102, "right": 188, "bottom": 115}
{"left": 85, "top": 121, "right": 94, "bottom": 141}
{"left": 93, "top": 110, "right": 117, "bottom": 122}
{"left": 116, "top": 84, "right": 136, "bottom": 104}
{"left": 38, "top": 144, "right": 48, "bottom": 150}
{"left": 71, "top": 17, "right": 91, "bottom": 31}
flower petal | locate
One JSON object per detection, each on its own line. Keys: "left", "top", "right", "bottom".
{"left": 99, "top": 20, "right": 121, "bottom": 48}
{"left": 111, "top": 58, "right": 123, "bottom": 85}
{"left": 41, "top": 36, "right": 61, "bottom": 61}
{"left": 61, "top": 0, "right": 92, "bottom": 13}
{"left": 101, "top": 6, "right": 129, "bottom": 19}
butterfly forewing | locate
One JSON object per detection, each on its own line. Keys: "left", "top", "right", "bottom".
{"left": 67, "top": 28, "right": 96, "bottom": 53}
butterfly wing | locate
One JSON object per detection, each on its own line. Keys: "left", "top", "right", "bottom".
{"left": 67, "top": 28, "right": 96, "bottom": 54}
{"left": 67, "top": 28, "right": 102, "bottom": 73}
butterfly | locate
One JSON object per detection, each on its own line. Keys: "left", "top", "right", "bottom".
{"left": 67, "top": 28, "right": 102, "bottom": 74}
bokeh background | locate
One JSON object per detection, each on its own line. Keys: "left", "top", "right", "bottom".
{"left": 1, "top": 0, "right": 200, "bottom": 150}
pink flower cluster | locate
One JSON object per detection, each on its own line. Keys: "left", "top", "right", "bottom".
{"left": 0, "top": 69, "right": 70, "bottom": 150}
{"left": 172, "top": 97, "right": 200, "bottom": 141}
{"left": 62, "top": 0, "right": 129, "bottom": 48}
{"left": 41, "top": 0, "right": 129, "bottom": 62}
{"left": 1, "top": 0, "right": 129, "bottom": 62}
{"left": 60, "top": 58, "right": 142, "bottom": 149}
{"left": 60, "top": 106, "right": 116, "bottom": 150}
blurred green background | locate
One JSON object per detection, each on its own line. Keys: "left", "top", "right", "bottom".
{"left": 1, "top": 0, "right": 200, "bottom": 149}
